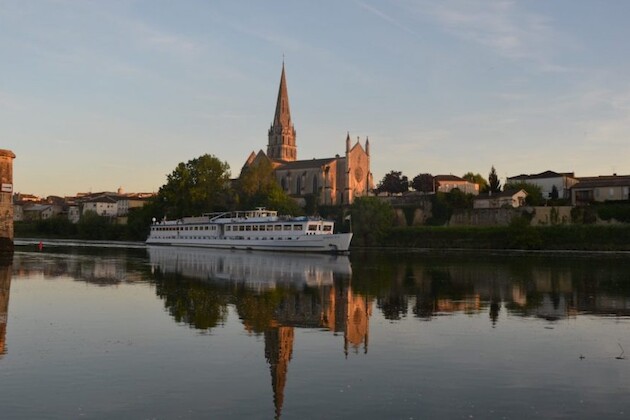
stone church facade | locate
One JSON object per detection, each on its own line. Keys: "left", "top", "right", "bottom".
{"left": 244, "top": 64, "right": 373, "bottom": 205}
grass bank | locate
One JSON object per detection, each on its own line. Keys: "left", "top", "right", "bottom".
{"left": 378, "top": 224, "right": 630, "bottom": 251}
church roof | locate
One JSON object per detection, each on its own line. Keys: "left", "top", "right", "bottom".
{"left": 277, "top": 157, "right": 338, "bottom": 170}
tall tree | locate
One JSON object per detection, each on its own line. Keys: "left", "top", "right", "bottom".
{"left": 156, "top": 154, "right": 231, "bottom": 218}
{"left": 411, "top": 173, "right": 434, "bottom": 193}
{"left": 376, "top": 171, "right": 409, "bottom": 194}
{"left": 236, "top": 159, "right": 302, "bottom": 215}
{"left": 462, "top": 172, "right": 489, "bottom": 193}
{"left": 349, "top": 196, "right": 394, "bottom": 246}
{"left": 488, "top": 166, "right": 501, "bottom": 193}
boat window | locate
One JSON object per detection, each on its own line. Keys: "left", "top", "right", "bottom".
{"left": 283, "top": 225, "right": 291, "bottom": 231}
{"left": 226, "top": 226, "right": 231, "bottom": 231}
{"left": 253, "top": 225, "right": 259, "bottom": 231}
{"left": 323, "top": 225, "right": 332, "bottom": 232}
{"left": 245, "top": 225, "right": 252, "bottom": 231}
{"left": 274, "top": 225, "right": 281, "bottom": 231}
{"left": 293, "top": 224, "right": 302, "bottom": 230}
{"left": 238, "top": 226, "right": 245, "bottom": 231}
{"left": 308, "top": 225, "right": 317, "bottom": 231}
{"left": 266, "top": 225, "right": 273, "bottom": 231}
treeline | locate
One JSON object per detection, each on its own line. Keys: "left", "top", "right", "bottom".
{"left": 15, "top": 209, "right": 151, "bottom": 241}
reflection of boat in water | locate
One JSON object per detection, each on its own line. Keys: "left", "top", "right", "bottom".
{"left": 147, "top": 245, "right": 351, "bottom": 289}
{"left": 146, "top": 208, "right": 353, "bottom": 253}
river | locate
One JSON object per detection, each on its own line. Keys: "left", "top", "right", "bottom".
{"left": 1, "top": 241, "right": 629, "bottom": 419}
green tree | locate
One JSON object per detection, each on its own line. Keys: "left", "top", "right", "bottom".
{"left": 236, "top": 159, "right": 302, "bottom": 215}
{"left": 488, "top": 166, "right": 501, "bottom": 193}
{"left": 462, "top": 172, "right": 489, "bottom": 193}
{"left": 349, "top": 197, "right": 394, "bottom": 246}
{"left": 376, "top": 171, "right": 409, "bottom": 194}
{"left": 411, "top": 173, "right": 434, "bottom": 193}
{"left": 77, "top": 210, "right": 111, "bottom": 239}
{"left": 156, "top": 154, "right": 231, "bottom": 218}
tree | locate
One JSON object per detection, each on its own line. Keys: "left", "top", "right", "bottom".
{"left": 349, "top": 197, "right": 394, "bottom": 246}
{"left": 411, "top": 173, "right": 434, "bottom": 193}
{"left": 156, "top": 154, "right": 231, "bottom": 218}
{"left": 488, "top": 166, "right": 501, "bottom": 193}
{"left": 376, "top": 171, "right": 409, "bottom": 194}
{"left": 235, "top": 159, "right": 302, "bottom": 215}
{"left": 462, "top": 172, "right": 489, "bottom": 193}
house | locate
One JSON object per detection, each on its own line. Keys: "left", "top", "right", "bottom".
{"left": 82, "top": 196, "right": 118, "bottom": 217}
{"left": 473, "top": 190, "right": 528, "bottom": 209}
{"left": 13, "top": 204, "right": 23, "bottom": 221}
{"left": 571, "top": 175, "right": 630, "bottom": 205}
{"left": 506, "top": 170, "right": 578, "bottom": 199}
{"left": 68, "top": 205, "right": 80, "bottom": 224}
{"left": 116, "top": 194, "right": 153, "bottom": 217}
{"left": 22, "top": 204, "right": 55, "bottom": 221}
{"left": 434, "top": 175, "right": 479, "bottom": 195}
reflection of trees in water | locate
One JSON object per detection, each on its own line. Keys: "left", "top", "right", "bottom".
{"left": 153, "top": 270, "right": 230, "bottom": 330}
{"left": 350, "top": 251, "right": 630, "bottom": 323}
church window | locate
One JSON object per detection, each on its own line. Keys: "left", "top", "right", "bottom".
{"left": 296, "top": 176, "right": 302, "bottom": 194}
{"left": 312, "top": 176, "right": 318, "bottom": 193}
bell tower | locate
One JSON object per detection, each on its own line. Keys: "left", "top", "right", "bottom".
{"left": 267, "top": 63, "right": 297, "bottom": 161}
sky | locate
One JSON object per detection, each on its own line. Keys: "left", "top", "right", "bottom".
{"left": 2, "top": 0, "right": 630, "bottom": 197}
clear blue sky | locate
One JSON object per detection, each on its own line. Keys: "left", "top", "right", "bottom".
{"left": 2, "top": 0, "right": 629, "bottom": 197}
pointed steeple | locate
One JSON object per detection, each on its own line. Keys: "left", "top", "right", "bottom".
{"left": 274, "top": 62, "right": 291, "bottom": 127}
{"left": 267, "top": 62, "right": 297, "bottom": 161}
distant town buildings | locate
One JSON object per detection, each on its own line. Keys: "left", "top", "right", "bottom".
{"left": 13, "top": 189, "right": 155, "bottom": 224}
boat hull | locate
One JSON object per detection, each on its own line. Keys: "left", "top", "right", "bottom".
{"left": 145, "top": 232, "right": 353, "bottom": 253}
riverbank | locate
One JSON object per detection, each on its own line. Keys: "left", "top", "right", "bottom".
{"left": 378, "top": 224, "right": 630, "bottom": 251}
{"left": 15, "top": 222, "right": 630, "bottom": 252}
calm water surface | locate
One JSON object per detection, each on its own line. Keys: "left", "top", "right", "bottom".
{"left": 1, "top": 242, "right": 630, "bottom": 419}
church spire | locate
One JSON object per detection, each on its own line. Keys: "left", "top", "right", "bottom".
{"left": 267, "top": 62, "right": 297, "bottom": 161}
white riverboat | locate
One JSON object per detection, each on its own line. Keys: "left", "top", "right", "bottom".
{"left": 146, "top": 208, "right": 352, "bottom": 253}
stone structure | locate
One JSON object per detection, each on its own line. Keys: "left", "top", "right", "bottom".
{"left": 0, "top": 150, "right": 15, "bottom": 254}
{"left": 244, "top": 64, "right": 373, "bottom": 205}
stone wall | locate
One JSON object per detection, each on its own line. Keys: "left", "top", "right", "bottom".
{"left": 0, "top": 150, "right": 15, "bottom": 254}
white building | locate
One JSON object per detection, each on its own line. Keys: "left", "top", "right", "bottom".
{"left": 434, "top": 175, "right": 479, "bottom": 195}
{"left": 506, "top": 170, "right": 578, "bottom": 199}
{"left": 82, "top": 196, "right": 118, "bottom": 217}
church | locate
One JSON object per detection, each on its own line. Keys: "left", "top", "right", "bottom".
{"left": 243, "top": 64, "right": 373, "bottom": 205}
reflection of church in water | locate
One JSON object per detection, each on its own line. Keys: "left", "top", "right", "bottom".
{"left": 243, "top": 63, "right": 374, "bottom": 205}
{"left": 254, "top": 280, "right": 371, "bottom": 419}
{"left": 147, "top": 245, "right": 371, "bottom": 419}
